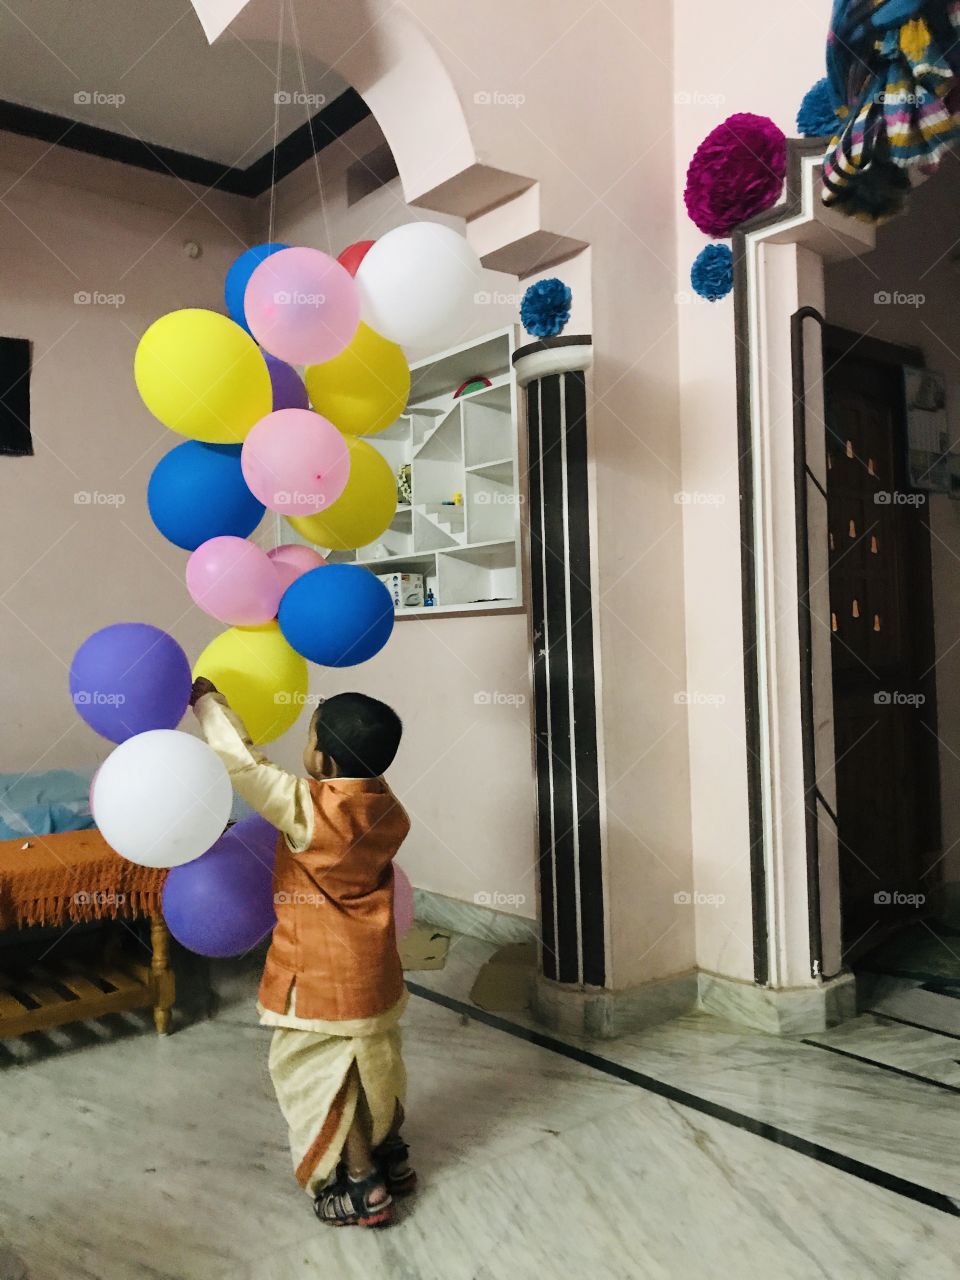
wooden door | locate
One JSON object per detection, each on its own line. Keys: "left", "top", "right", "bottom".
{"left": 823, "top": 335, "right": 941, "bottom": 958}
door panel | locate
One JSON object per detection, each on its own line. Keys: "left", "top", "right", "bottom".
{"left": 823, "top": 345, "right": 941, "bottom": 957}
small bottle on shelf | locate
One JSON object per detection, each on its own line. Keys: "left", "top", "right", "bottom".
{"left": 424, "top": 589, "right": 436, "bottom": 607}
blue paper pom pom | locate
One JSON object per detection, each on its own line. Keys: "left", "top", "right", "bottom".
{"left": 520, "top": 278, "right": 572, "bottom": 338}
{"left": 797, "top": 77, "right": 842, "bottom": 139}
{"left": 690, "top": 244, "right": 733, "bottom": 302}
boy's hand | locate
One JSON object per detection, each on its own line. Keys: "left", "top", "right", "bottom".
{"left": 190, "top": 676, "right": 218, "bottom": 708}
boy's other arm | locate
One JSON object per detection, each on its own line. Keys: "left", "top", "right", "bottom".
{"left": 191, "top": 684, "right": 313, "bottom": 853}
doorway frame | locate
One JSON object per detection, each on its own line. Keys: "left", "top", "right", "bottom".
{"left": 732, "top": 140, "right": 884, "bottom": 989}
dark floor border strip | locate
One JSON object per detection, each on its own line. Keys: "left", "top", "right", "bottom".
{"left": 801, "top": 1037, "right": 960, "bottom": 1095}
{"left": 868, "top": 1011, "right": 960, "bottom": 1044}
{"left": 0, "top": 90, "right": 370, "bottom": 198}
{"left": 922, "top": 983, "right": 960, "bottom": 1000}
{"left": 406, "top": 981, "right": 960, "bottom": 1218}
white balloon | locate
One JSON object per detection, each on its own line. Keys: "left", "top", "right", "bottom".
{"left": 94, "top": 730, "right": 232, "bottom": 868}
{"left": 356, "top": 222, "right": 483, "bottom": 353}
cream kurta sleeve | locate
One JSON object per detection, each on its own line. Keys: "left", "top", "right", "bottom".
{"left": 194, "top": 692, "right": 314, "bottom": 853}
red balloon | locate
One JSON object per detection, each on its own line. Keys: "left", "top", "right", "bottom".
{"left": 337, "top": 240, "right": 375, "bottom": 277}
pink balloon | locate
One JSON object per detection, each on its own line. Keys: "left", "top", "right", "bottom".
{"left": 267, "top": 543, "right": 327, "bottom": 594}
{"left": 186, "top": 536, "right": 284, "bottom": 625}
{"left": 243, "top": 247, "right": 361, "bottom": 365}
{"left": 394, "top": 864, "right": 414, "bottom": 939}
{"left": 241, "top": 409, "right": 350, "bottom": 516}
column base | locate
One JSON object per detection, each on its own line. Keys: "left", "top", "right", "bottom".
{"left": 698, "top": 971, "right": 856, "bottom": 1034}
{"left": 532, "top": 970, "right": 699, "bottom": 1040}
{"left": 532, "top": 970, "right": 857, "bottom": 1039}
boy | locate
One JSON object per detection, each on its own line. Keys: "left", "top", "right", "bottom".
{"left": 191, "top": 677, "right": 414, "bottom": 1228}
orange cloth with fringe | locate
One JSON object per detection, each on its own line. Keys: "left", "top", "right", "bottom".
{"left": 0, "top": 829, "right": 167, "bottom": 929}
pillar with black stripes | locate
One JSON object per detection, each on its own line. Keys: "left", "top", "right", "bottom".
{"left": 513, "top": 335, "right": 605, "bottom": 991}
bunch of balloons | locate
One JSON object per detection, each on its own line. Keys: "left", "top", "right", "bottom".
{"left": 69, "top": 222, "right": 480, "bottom": 955}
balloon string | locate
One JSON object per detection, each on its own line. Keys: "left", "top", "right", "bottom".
{"left": 289, "top": 0, "right": 333, "bottom": 255}
{"left": 268, "top": 0, "right": 286, "bottom": 246}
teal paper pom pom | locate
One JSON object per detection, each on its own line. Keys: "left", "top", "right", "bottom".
{"left": 690, "top": 244, "right": 733, "bottom": 302}
{"left": 520, "top": 278, "right": 572, "bottom": 338}
{"left": 797, "top": 78, "right": 842, "bottom": 139}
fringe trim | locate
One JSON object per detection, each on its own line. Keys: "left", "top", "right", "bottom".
{"left": 1, "top": 845, "right": 167, "bottom": 929}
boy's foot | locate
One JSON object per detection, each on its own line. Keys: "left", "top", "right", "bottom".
{"left": 314, "top": 1170, "right": 393, "bottom": 1228}
{"left": 373, "top": 1135, "right": 417, "bottom": 1196}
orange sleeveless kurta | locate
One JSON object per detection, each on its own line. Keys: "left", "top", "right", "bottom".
{"left": 258, "top": 776, "right": 410, "bottom": 1022}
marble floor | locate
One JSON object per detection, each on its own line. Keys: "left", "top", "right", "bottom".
{"left": 2, "top": 938, "right": 959, "bottom": 1280}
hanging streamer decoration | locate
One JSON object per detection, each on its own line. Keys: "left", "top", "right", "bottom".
{"left": 821, "top": 0, "right": 960, "bottom": 222}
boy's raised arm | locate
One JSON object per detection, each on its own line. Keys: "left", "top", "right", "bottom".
{"left": 191, "top": 679, "right": 313, "bottom": 853}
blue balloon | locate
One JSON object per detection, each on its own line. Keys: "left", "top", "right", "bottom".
{"left": 224, "top": 243, "right": 288, "bottom": 333}
{"left": 148, "top": 441, "right": 265, "bottom": 551}
{"left": 278, "top": 565, "right": 395, "bottom": 667}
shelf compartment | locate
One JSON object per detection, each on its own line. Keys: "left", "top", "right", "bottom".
{"left": 437, "top": 540, "right": 518, "bottom": 606}
{"left": 465, "top": 470, "right": 518, "bottom": 545}
{"left": 462, "top": 384, "right": 513, "bottom": 469}
{"left": 409, "top": 329, "right": 513, "bottom": 405}
{"left": 467, "top": 457, "right": 514, "bottom": 484}
{"left": 356, "top": 552, "right": 439, "bottom": 603}
{"left": 414, "top": 510, "right": 461, "bottom": 551}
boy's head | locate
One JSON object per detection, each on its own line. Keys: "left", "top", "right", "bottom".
{"left": 304, "top": 692, "right": 402, "bottom": 780}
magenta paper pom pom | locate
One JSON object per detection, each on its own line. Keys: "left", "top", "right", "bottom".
{"left": 684, "top": 113, "right": 787, "bottom": 237}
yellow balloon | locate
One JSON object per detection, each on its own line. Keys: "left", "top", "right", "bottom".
{"left": 193, "top": 621, "right": 307, "bottom": 744}
{"left": 287, "top": 436, "right": 396, "bottom": 551}
{"left": 135, "top": 308, "right": 272, "bottom": 444}
{"left": 304, "top": 322, "right": 409, "bottom": 436}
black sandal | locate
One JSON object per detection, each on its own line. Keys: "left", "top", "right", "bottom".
{"left": 314, "top": 1169, "right": 393, "bottom": 1228}
{"left": 373, "top": 1135, "right": 417, "bottom": 1196}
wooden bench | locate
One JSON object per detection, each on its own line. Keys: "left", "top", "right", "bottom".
{"left": 0, "top": 829, "right": 174, "bottom": 1038}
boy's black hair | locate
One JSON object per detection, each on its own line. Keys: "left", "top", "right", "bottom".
{"left": 314, "top": 692, "right": 402, "bottom": 778}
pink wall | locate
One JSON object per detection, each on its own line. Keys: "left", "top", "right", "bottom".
{"left": 0, "top": 139, "right": 255, "bottom": 779}
{"left": 673, "top": 1, "right": 831, "bottom": 979}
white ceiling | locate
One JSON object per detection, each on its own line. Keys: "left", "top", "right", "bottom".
{"left": 0, "top": 0, "right": 348, "bottom": 166}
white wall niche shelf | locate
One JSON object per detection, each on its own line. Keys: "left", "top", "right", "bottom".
{"left": 300, "top": 327, "right": 522, "bottom": 618}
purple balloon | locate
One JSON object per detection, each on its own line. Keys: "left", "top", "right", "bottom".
{"left": 265, "top": 353, "right": 309, "bottom": 411}
{"left": 162, "top": 814, "right": 279, "bottom": 958}
{"left": 70, "top": 623, "right": 192, "bottom": 744}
